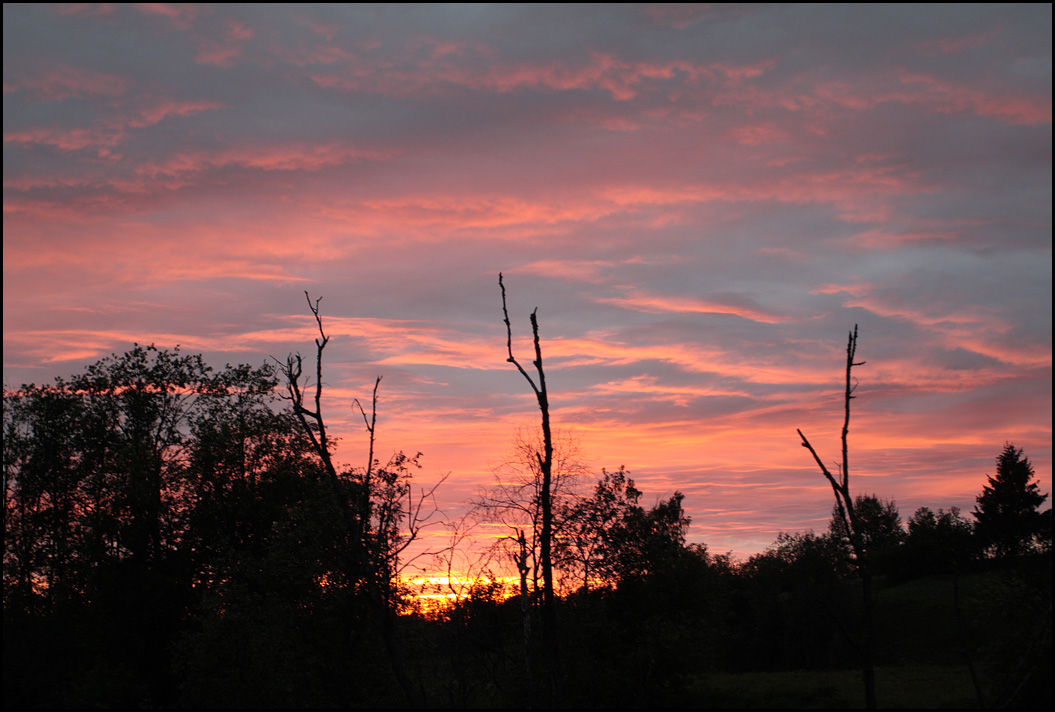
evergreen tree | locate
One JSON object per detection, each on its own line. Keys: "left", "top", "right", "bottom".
{"left": 973, "top": 443, "right": 1049, "bottom": 559}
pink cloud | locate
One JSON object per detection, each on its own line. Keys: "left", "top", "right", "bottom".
{"left": 515, "top": 258, "right": 647, "bottom": 284}
{"left": 643, "top": 4, "right": 711, "bottom": 30}
{"left": 810, "top": 71, "right": 1050, "bottom": 126}
{"left": 194, "top": 42, "right": 242, "bottom": 67}
{"left": 137, "top": 142, "right": 393, "bottom": 178}
{"left": 916, "top": 32, "right": 994, "bottom": 56}
{"left": 530, "top": 336, "right": 837, "bottom": 386}
{"left": 128, "top": 98, "right": 222, "bottom": 127}
{"left": 591, "top": 375, "right": 752, "bottom": 406}
{"left": 4, "top": 328, "right": 226, "bottom": 366}
{"left": 13, "top": 64, "right": 128, "bottom": 100}
{"left": 135, "top": 2, "right": 200, "bottom": 28}
{"left": 597, "top": 289, "right": 786, "bottom": 324}
{"left": 731, "top": 123, "right": 786, "bottom": 145}
{"left": 194, "top": 20, "right": 255, "bottom": 67}
{"left": 58, "top": 4, "right": 117, "bottom": 17}
{"left": 358, "top": 194, "right": 614, "bottom": 233}
{"left": 598, "top": 165, "right": 924, "bottom": 222}
{"left": 847, "top": 227, "right": 964, "bottom": 248}
{"left": 299, "top": 16, "right": 340, "bottom": 42}
{"left": 3, "top": 126, "right": 123, "bottom": 151}
{"left": 4, "top": 99, "right": 218, "bottom": 158}
{"left": 898, "top": 69, "right": 1052, "bottom": 125}
{"left": 312, "top": 49, "right": 771, "bottom": 104}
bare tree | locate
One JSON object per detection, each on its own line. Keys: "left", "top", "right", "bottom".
{"left": 498, "top": 274, "right": 556, "bottom": 617}
{"left": 471, "top": 427, "right": 587, "bottom": 596}
{"left": 281, "top": 294, "right": 355, "bottom": 536}
{"left": 796, "top": 324, "right": 876, "bottom": 709}
{"left": 498, "top": 273, "right": 561, "bottom": 701}
{"left": 279, "top": 291, "right": 444, "bottom": 707}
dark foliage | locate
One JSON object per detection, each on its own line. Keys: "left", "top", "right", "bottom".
{"left": 973, "top": 443, "right": 1049, "bottom": 560}
{"left": 732, "top": 531, "right": 853, "bottom": 671}
{"left": 557, "top": 466, "right": 691, "bottom": 592}
{"left": 829, "top": 494, "right": 904, "bottom": 575}
{"left": 899, "top": 506, "right": 976, "bottom": 579}
{"left": 3, "top": 345, "right": 421, "bottom": 707}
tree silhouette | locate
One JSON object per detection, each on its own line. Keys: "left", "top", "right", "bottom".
{"left": 278, "top": 292, "right": 447, "bottom": 706}
{"left": 973, "top": 443, "right": 1049, "bottom": 560}
{"left": 472, "top": 427, "right": 587, "bottom": 596}
{"left": 560, "top": 467, "right": 691, "bottom": 591}
{"left": 498, "top": 273, "right": 560, "bottom": 702}
{"left": 796, "top": 325, "right": 876, "bottom": 709}
{"left": 557, "top": 466, "right": 637, "bottom": 592}
{"left": 900, "top": 506, "right": 975, "bottom": 578}
{"left": 3, "top": 347, "right": 314, "bottom": 706}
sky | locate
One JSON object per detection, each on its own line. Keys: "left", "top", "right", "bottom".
{"left": 4, "top": 4, "right": 1052, "bottom": 568}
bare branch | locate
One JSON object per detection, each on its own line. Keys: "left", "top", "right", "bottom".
{"left": 305, "top": 291, "right": 328, "bottom": 348}
{"left": 797, "top": 428, "right": 842, "bottom": 496}
{"left": 841, "top": 324, "right": 865, "bottom": 491}
{"left": 390, "top": 471, "right": 452, "bottom": 573}
{"left": 500, "top": 273, "right": 542, "bottom": 397}
{"left": 353, "top": 375, "right": 382, "bottom": 503}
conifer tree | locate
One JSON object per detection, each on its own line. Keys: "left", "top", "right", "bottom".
{"left": 973, "top": 443, "right": 1048, "bottom": 559}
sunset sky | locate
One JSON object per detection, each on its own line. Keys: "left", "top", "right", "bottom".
{"left": 4, "top": 4, "right": 1051, "bottom": 566}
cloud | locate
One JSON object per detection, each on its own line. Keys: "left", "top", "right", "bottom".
{"left": 8, "top": 64, "right": 128, "bottom": 100}
{"left": 597, "top": 289, "right": 787, "bottom": 324}
{"left": 138, "top": 142, "right": 392, "bottom": 177}
{"left": 2, "top": 3, "right": 1050, "bottom": 563}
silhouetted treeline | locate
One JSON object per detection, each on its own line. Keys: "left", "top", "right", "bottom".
{"left": 4, "top": 347, "right": 1051, "bottom": 708}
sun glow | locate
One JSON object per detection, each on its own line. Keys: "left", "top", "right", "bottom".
{"left": 404, "top": 575, "right": 520, "bottom": 613}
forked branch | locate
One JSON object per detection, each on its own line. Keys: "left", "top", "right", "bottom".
{"left": 500, "top": 273, "right": 542, "bottom": 398}
{"left": 796, "top": 324, "right": 875, "bottom": 709}
{"left": 353, "top": 376, "right": 382, "bottom": 480}
{"left": 279, "top": 291, "right": 338, "bottom": 482}
{"left": 798, "top": 324, "right": 866, "bottom": 559}
{"left": 498, "top": 273, "right": 556, "bottom": 645}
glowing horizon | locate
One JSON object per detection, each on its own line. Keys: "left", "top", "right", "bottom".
{"left": 4, "top": 5, "right": 1051, "bottom": 568}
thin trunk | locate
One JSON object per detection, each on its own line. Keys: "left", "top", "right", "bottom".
{"left": 798, "top": 325, "right": 875, "bottom": 709}
{"left": 499, "top": 274, "right": 560, "bottom": 704}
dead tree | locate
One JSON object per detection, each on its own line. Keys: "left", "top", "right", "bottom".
{"left": 797, "top": 324, "right": 876, "bottom": 709}
{"left": 279, "top": 291, "right": 438, "bottom": 707}
{"left": 499, "top": 273, "right": 558, "bottom": 699}
{"left": 499, "top": 275, "right": 555, "bottom": 616}
{"left": 470, "top": 426, "right": 586, "bottom": 598}
{"left": 282, "top": 293, "right": 359, "bottom": 550}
